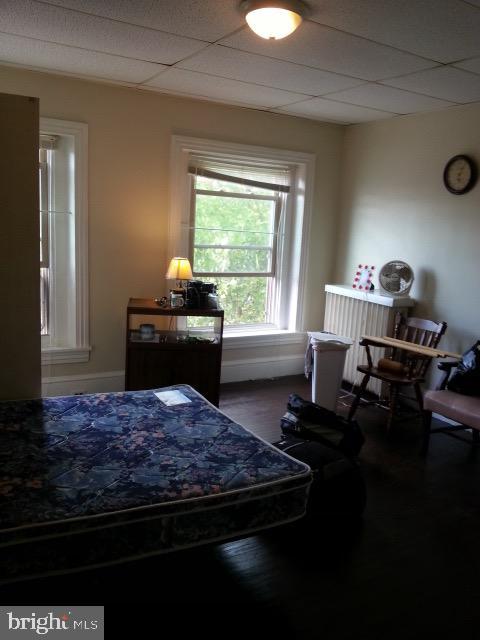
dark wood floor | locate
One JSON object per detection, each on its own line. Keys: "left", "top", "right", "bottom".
{"left": 2, "top": 376, "right": 480, "bottom": 639}
{"left": 220, "top": 373, "right": 313, "bottom": 442}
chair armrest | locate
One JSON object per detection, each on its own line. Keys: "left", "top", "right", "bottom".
{"left": 358, "top": 338, "right": 374, "bottom": 368}
{"left": 359, "top": 337, "right": 388, "bottom": 349}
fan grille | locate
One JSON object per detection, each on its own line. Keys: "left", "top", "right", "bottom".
{"left": 379, "top": 260, "right": 413, "bottom": 296}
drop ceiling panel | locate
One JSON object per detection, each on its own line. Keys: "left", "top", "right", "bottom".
{"left": 1, "top": 0, "right": 478, "bottom": 125}
{"left": 219, "top": 21, "right": 437, "bottom": 81}
{"left": 325, "top": 83, "right": 454, "bottom": 114}
{"left": 145, "top": 68, "right": 309, "bottom": 108}
{"left": 1, "top": 0, "right": 207, "bottom": 64}
{"left": 382, "top": 66, "right": 480, "bottom": 103}
{"left": 40, "top": 0, "right": 244, "bottom": 42}
{"left": 308, "top": 0, "right": 480, "bottom": 64}
{"left": 275, "top": 98, "right": 395, "bottom": 124}
{"left": 0, "top": 32, "right": 165, "bottom": 83}
{"left": 178, "top": 45, "right": 363, "bottom": 95}
{"left": 454, "top": 57, "right": 480, "bottom": 75}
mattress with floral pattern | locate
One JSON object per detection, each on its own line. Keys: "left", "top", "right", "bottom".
{"left": 0, "top": 384, "right": 311, "bottom": 583}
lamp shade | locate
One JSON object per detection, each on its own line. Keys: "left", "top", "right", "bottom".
{"left": 241, "top": 0, "right": 307, "bottom": 40}
{"left": 166, "top": 257, "right": 193, "bottom": 281}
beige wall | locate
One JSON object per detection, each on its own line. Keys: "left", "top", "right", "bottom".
{"left": 0, "top": 92, "right": 41, "bottom": 399}
{"left": 335, "top": 104, "right": 480, "bottom": 358}
{"left": 0, "top": 66, "right": 344, "bottom": 380}
{"left": 3, "top": 65, "right": 478, "bottom": 393}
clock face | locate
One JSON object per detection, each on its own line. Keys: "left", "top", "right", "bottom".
{"left": 444, "top": 155, "right": 477, "bottom": 194}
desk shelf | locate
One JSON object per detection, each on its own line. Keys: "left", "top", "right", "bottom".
{"left": 125, "top": 298, "right": 224, "bottom": 405}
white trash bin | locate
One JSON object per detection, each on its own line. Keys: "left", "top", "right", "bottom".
{"left": 307, "top": 332, "right": 353, "bottom": 412}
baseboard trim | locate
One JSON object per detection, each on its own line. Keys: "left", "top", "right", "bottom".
{"left": 220, "top": 354, "right": 304, "bottom": 384}
{"left": 42, "top": 370, "right": 125, "bottom": 396}
{"left": 41, "top": 354, "right": 306, "bottom": 396}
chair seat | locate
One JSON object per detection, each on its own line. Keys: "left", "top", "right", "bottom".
{"left": 357, "top": 365, "right": 425, "bottom": 386}
{"left": 424, "top": 390, "right": 480, "bottom": 431}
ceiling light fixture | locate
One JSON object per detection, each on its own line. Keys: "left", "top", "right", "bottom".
{"left": 240, "top": 0, "right": 308, "bottom": 40}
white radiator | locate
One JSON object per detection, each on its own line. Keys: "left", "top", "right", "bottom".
{"left": 323, "top": 285, "right": 414, "bottom": 396}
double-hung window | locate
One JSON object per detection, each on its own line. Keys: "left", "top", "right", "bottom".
{"left": 170, "top": 136, "right": 315, "bottom": 340}
{"left": 189, "top": 158, "right": 290, "bottom": 327}
{"left": 39, "top": 118, "right": 89, "bottom": 365}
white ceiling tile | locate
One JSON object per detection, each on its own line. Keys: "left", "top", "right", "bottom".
{"left": 275, "top": 98, "right": 395, "bottom": 124}
{"left": 0, "top": 32, "right": 165, "bottom": 82}
{"left": 0, "top": 0, "right": 477, "bottom": 123}
{"left": 308, "top": 0, "right": 480, "bottom": 64}
{"left": 40, "top": 0, "right": 244, "bottom": 42}
{"left": 144, "top": 68, "right": 309, "bottom": 108}
{"left": 0, "top": 0, "right": 206, "bottom": 64}
{"left": 325, "top": 83, "right": 454, "bottom": 114}
{"left": 382, "top": 65, "right": 480, "bottom": 103}
{"left": 219, "top": 21, "right": 437, "bottom": 81}
{"left": 177, "top": 45, "right": 363, "bottom": 95}
{"left": 139, "top": 84, "right": 269, "bottom": 112}
{"left": 454, "top": 57, "right": 480, "bottom": 75}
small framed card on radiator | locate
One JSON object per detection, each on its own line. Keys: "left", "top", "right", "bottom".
{"left": 352, "top": 264, "right": 375, "bottom": 291}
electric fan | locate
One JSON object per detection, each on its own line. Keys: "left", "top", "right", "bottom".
{"left": 379, "top": 260, "right": 414, "bottom": 297}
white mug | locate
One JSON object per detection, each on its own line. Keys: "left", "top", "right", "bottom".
{"left": 170, "top": 292, "right": 185, "bottom": 308}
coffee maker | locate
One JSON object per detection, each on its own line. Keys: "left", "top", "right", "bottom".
{"left": 186, "top": 280, "right": 219, "bottom": 309}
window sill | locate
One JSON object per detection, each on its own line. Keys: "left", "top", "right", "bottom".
{"left": 223, "top": 330, "right": 306, "bottom": 350}
{"left": 41, "top": 346, "right": 91, "bottom": 365}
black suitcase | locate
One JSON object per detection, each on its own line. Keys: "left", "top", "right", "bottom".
{"left": 274, "top": 394, "right": 366, "bottom": 519}
{"left": 275, "top": 436, "right": 366, "bottom": 519}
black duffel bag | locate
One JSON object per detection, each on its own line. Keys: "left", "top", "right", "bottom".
{"left": 447, "top": 341, "right": 480, "bottom": 397}
{"left": 280, "top": 393, "right": 365, "bottom": 458}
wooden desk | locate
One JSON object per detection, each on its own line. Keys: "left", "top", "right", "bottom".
{"left": 125, "top": 298, "right": 224, "bottom": 405}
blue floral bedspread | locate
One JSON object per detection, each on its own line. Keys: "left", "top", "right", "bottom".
{"left": 0, "top": 385, "right": 311, "bottom": 583}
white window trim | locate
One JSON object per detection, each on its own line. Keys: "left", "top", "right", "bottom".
{"left": 40, "top": 117, "right": 90, "bottom": 365}
{"left": 169, "top": 136, "right": 315, "bottom": 347}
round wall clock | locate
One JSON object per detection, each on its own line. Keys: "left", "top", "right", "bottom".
{"left": 443, "top": 154, "right": 477, "bottom": 195}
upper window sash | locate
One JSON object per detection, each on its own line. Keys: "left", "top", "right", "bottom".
{"left": 194, "top": 189, "right": 277, "bottom": 201}
{"left": 187, "top": 164, "right": 290, "bottom": 194}
{"left": 190, "top": 183, "right": 283, "bottom": 278}
{"left": 188, "top": 155, "right": 290, "bottom": 193}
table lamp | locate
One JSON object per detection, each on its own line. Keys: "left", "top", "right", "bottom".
{"left": 166, "top": 257, "right": 193, "bottom": 290}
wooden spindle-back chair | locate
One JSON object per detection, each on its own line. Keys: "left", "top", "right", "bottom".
{"left": 348, "top": 314, "right": 447, "bottom": 429}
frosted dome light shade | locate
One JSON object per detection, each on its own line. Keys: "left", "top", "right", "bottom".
{"left": 245, "top": 7, "right": 302, "bottom": 39}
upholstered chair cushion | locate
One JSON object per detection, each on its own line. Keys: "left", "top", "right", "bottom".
{"left": 424, "top": 390, "right": 480, "bottom": 431}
